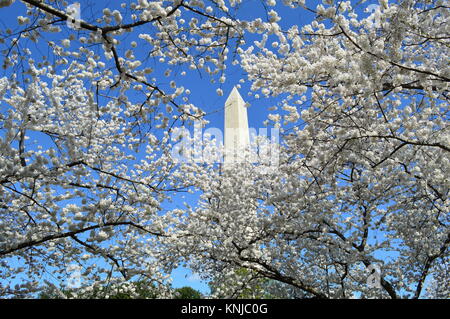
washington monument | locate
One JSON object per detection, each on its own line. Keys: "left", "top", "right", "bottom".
{"left": 224, "top": 87, "right": 250, "bottom": 165}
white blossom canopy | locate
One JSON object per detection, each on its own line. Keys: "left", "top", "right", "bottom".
{"left": 0, "top": 0, "right": 448, "bottom": 298}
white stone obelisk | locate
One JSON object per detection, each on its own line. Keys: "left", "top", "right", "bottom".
{"left": 224, "top": 86, "right": 250, "bottom": 165}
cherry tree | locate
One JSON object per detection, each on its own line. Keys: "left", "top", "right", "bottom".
{"left": 166, "top": 0, "right": 449, "bottom": 299}
{"left": 0, "top": 0, "right": 448, "bottom": 299}
{"left": 0, "top": 0, "right": 246, "bottom": 297}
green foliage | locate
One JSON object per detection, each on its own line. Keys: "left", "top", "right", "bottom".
{"left": 174, "top": 286, "right": 203, "bottom": 299}
{"left": 39, "top": 281, "right": 202, "bottom": 299}
{"left": 107, "top": 280, "right": 159, "bottom": 299}
{"left": 209, "top": 268, "right": 277, "bottom": 299}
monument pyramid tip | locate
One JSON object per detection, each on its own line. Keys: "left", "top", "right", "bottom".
{"left": 226, "top": 86, "right": 243, "bottom": 103}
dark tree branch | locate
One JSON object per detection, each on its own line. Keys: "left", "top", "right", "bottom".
{"left": 0, "top": 221, "right": 165, "bottom": 256}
